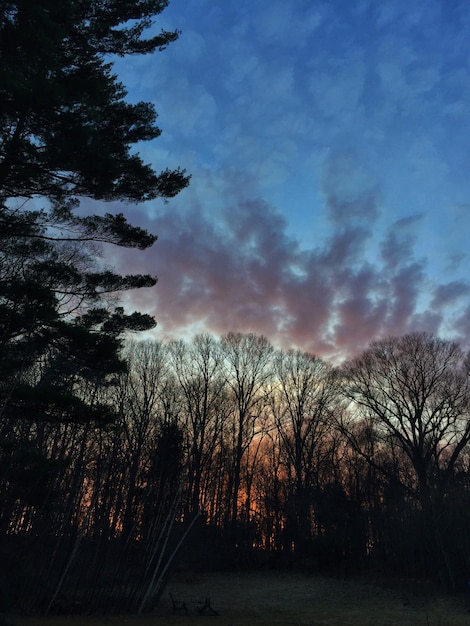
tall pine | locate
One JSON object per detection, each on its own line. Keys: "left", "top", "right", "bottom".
{"left": 0, "top": 0, "right": 189, "bottom": 423}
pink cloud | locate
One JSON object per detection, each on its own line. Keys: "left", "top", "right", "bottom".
{"left": 100, "top": 172, "right": 466, "bottom": 360}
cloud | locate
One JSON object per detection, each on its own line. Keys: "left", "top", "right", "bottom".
{"left": 430, "top": 281, "right": 470, "bottom": 310}
{"left": 99, "top": 0, "right": 470, "bottom": 360}
{"left": 102, "top": 158, "right": 460, "bottom": 361}
{"left": 322, "top": 152, "right": 380, "bottom": 225}
{"left": 380, "top": 215, "right": 423, "bottom": 271}
{"left": 452, "top": 304, "right": 470, "bottom": 349}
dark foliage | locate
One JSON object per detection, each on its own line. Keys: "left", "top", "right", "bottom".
{"left": 0, "top": 0, "right": 190, "bottom": 422}
{"left": 0, "top": 1, "right": 190, "bottom": 613}
{"left": 0, "top": 0, "right": 189, "bottom": 202}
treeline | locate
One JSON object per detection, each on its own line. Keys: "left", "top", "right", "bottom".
{"left": 1, "top": 330, "right": 470, "bottom": 613}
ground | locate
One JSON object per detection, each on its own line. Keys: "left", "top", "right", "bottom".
{"left": 11, "top": 571, "right": 470, "bottom": 626}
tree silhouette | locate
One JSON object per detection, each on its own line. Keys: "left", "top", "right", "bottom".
{"left": 0, "top": 0, "right": 189, "bottom": 424}
{"left": 0, "top": 0, "right": 189, "bottom": 611}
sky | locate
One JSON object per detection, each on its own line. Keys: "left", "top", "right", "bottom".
{"left": 106, "top": 0, "right": 470, "bottom": 361}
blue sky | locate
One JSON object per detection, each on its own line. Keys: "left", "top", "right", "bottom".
{"left": 109, "top": 0, "right": 470, "bottom": 360}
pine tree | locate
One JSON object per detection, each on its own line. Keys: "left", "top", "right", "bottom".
{"left": 0, "top": 0, "right": 189, "bottom": 473}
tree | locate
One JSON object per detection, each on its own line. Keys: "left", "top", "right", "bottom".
{"left": 0, "top": 0, "right": 190, "bottom": 424}
{"left": 270, "top": 349, "right": 339, "bottom": 554}
{"left": 341, "top": 332, "right": 470, "bottom": 502}
{"left": 0, "top": 0, "right": 188, "bottom": 202}
{"left": 110, "top": 340, "right": 175, "bottom": 544}
{"left": 220, "top": 333, "right": 273, "bottom": 530}
{"left": 168, "top": 335, "right": 227, "bottom": 519}
{"left": 340, "top": 332, "right": 470, "bottom": 587}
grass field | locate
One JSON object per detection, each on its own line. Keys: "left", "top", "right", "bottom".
{"left": 11, "top": 571, "right": 470, "bottom": 626}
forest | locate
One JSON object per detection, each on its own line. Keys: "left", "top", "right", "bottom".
{"left": 1, "top": 0, "right": 470, "bottom": 616}
{"left": 1, "top": 331, "right": 470, "bottom": 614}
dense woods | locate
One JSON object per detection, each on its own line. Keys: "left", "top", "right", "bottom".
{"left": 1, "top": 331, "right": 470, "bottom": 613}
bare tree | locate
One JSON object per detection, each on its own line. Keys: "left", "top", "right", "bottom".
{"left": 168, "top": 334, "right": 227, "bottom": 518}
{"left": 220, "top": 333, "right": 274, "bottom": 529}
{"left": 104, "top": 340, "right": 171, "bottom": 544}
{"left": 340, "top": 332, "right": 470, "bottom": 501}
{"left": 271, "top": 349, "right": 339, "bottom": 553}
{"left": 340, "top": 332, "right": 470, "bottom": 587}
{"left": 250, "top": 430, "right": 287, "bottom": 552}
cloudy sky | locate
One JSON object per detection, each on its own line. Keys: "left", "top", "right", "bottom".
{"left": 108, "top": 0, "right": 470, "bottom": 360}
